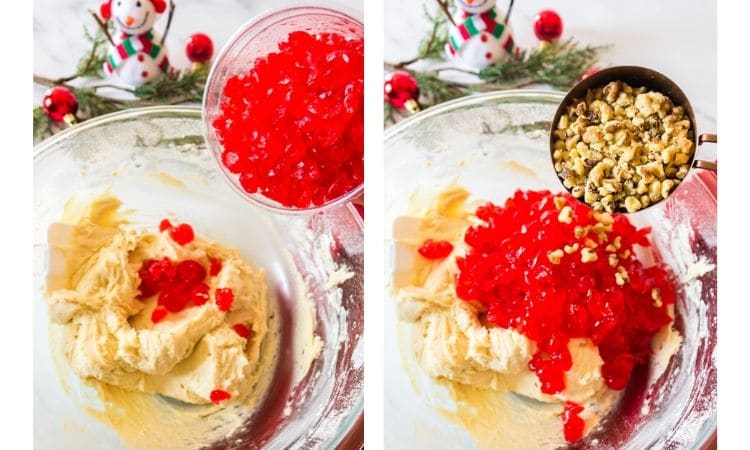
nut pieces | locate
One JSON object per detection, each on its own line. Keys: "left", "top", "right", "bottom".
{"left": 553, "top": 81, "right": 695, "bottom": 212}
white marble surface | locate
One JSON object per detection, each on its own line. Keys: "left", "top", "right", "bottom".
{"left": 33, "top": 0, "right": 362, "bottom": 103}
{"left": 385, "top": 0, "right": 717, "bottom": 159}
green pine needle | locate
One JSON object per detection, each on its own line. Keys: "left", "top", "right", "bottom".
{"left": 33, "top": 107, "right": 54, "bottom": 143}
{"left": 478, "top": 39, "right": 604, "bottom": 89}
{"left": 133, "top": 64, "right": 209, "bottom": 103}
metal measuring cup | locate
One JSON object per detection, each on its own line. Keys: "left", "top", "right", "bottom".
{"left": 549, "top": 65, "right": 717, "bottom": 212}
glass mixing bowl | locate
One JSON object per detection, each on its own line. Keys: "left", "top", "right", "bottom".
{"left": 203, "top": 4, "right": 364, "bottom": 214}
{"left": 33, "top": 106, "right": 363, "bottom": 449}
{"left": 384, "top": 91, "right": 716, "bottom": 449}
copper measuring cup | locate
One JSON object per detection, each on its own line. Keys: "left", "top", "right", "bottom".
{"left": 549, "top": 65, "right": 717, "bottom": 211}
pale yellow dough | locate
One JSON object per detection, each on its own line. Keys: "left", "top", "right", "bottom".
{"left": 393, "top": 185, "right": 621, "bottom": 447}
{"left": 46, "top": 193, "right": 272, "bottom": 406}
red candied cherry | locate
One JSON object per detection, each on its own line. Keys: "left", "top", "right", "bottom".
{"left": 601, "top": 353, "right": 635, "bottom": 390}
{"left": 176, "top": 260, "right": 207, "bottom": 285}
{"left": 159, "top": 218, "right": 173, "bottom": 233}
{"left": 221, "top": 151, "right": 250, "bottom": 174}
{"left": 138, "top": 258, "right": 175, "bottom": 298}
{"left": 169, "top": 223, "right": 195, "bottom": 246}
{"left": 215, "top": 288, "right": 234, "bottom": 312}
{"left": 209, "top": 258, "right": 223, "bottom": 276}
{"left": 417, "top": 239, "right": 454, "bottom": 260}
{"left": 191, "top": 283, "right": 210, "bottom": 306}
{"left": 233, "top": 323, "right": 251, "bottom": 339}
{"left": 148, "top": 257, "right": 175, "bottom": 281}
{"left": 209, "top": 389, "right": 232, "bottom": 405}
{"left": 151, "top": 306, "right": 168, "bottom": 324}
{"left": 562, "top": 401, "right": 585, "bottom": 443}
{"left": 138, "top": 279, "right": 159, "bottom": 298}
{"left": 158, "top": 285, "right": 190, "bottom": 313}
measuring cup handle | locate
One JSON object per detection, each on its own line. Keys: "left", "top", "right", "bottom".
{"left": 692, "top": 134, "right": 718, "bottom": 171}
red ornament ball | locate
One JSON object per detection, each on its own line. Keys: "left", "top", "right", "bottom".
{"left": 581, "top": 67, "right": 600, "bottom": 80}
{"left": 533, "top": 10, "right": 563, "bottom": 42}
{"left": 42, "top": 86, "right": 78, "bottom": 123}
{"left": 186, "top": 33, "right": 214, "bottom": 63}
{"left": 384, "top": 71, "right": 420, "bottom": 109}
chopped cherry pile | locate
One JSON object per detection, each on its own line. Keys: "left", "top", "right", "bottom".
{"left": 213, "top": 31, "right": 364, "bottom": 208}
{"left": 417, "top": 239, "right": 454, "bottom": 260}
{"left": 452, "top": 190, "right": 676, "bottom": 442}
{"left": 138, "top": 219, "right": 231, "bottom": 323}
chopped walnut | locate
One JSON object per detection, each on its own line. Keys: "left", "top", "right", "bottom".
{"left": 581, "top": 248, "right": 598, "bottom": 263}
{"left": 558, "top": 206, "right": 574, "bottom": 224}
{"left": 548, "top": 249, "right": 564, "bottom": 264}
{"left": 553, "top": 81, "right": 694, "bottom": 212}
{"left": 564, "top": 243, "right": 580, "bottom": 254}
{"left": 608, "top": 254, "right": 619, "bottom": 267}
{"left": 651, "top": 288, "right": 663, "bottom": 307}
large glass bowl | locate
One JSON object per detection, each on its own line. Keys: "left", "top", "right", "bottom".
{"left": 384, "top": 91, "right": 716, "bottom": 449}
{"left": 203, "top": 4, "right": 364, "bottom": 214}
{"left": 33, "top": 106, "right": 363, "bottom": 449}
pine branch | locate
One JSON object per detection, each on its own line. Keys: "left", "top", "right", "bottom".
{"left": 478, "top": 39, "right": 604, "bottom": 89}
{"left": 75, "top": 25, "right": 110, "bottom": 79}
{"left": 33, "top": 107, "right": 55, "bottom": 142}
{"left": 414, "top": 71, "right": 467, "bottom": 104}
{"left": 393, "top": 4, "right": 448, "bottom": 68}
{"left": 418, "top": 4, "right": 449, "bottom": 61}
{"left": 133, "top": 64, "right": 209, "bottom": 102}
{"left": 435, "top": 0, "right": 456, "bottom": 26}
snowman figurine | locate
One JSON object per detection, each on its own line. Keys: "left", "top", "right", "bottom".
{"left": 445, "top": 0, "right": 520, "bottom": 70}
{"left": 99, "top": 0, "right": 170, "bottom": 87}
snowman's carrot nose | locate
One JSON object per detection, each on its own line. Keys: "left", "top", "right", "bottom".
{"left": 125, "top": 16, "right": 135, "bottom": 26}
{"left": 466, "top": 0, "right": 474, "bottom": 4}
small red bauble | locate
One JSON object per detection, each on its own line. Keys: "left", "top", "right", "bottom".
{"left": 581, "top": 67, "right": 600, "bottom": 80}
{"left": 384, "top": 71, "right": 420, "bottom": 112}
{"left": 186, "top": 33, "right": 214, "bottom": 64}
{"left": 533, "top": 10, "right": 563, "bottom": 42}
{"left": 42, "top": 86, "right": 78, "bottom": 124}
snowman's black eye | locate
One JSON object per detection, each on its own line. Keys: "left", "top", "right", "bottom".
{"left": 117, "top": 1, "right": 121, "bottom": 6}
{"left": 136, "top": 1, "right": 141, "bottom": 6}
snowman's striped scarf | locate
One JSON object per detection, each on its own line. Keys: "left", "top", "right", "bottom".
{"left": 446, "top": 9, "right": 519, "bottom": 58}
{"left": 103, "top": 31, "right": 170, "bottom": 74}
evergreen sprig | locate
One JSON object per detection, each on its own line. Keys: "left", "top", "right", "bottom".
{"left": 478, "top": 39, "right": 602, "bottom": 89}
